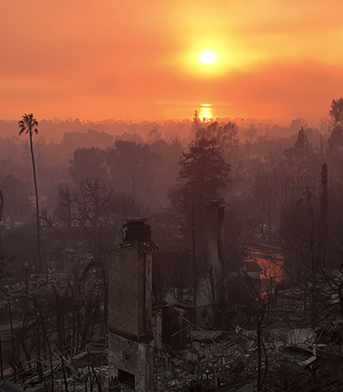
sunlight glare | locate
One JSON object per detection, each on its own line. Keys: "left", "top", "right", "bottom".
{"left": 180, "top": 37, "right": 235, "bottom": 77}
{"left": 198, "top": 50, "right": 218, "bottom": 65}
{"left": 200, "top": 103, "right": 213, "bottom": 121}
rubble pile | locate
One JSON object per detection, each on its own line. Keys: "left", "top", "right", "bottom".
{"left": 5, "top": 322, "right": 343, "bottom": 391}
{"left": 154, "top": 329, "right": 265, "bottom": 391}
{"left": 21, "top": 349, "right": 109, "bottom": 392}
{"left": 153, "top": 323, "right": 343, "bottom": 391}
{"left": 263, "top": 324, "right": 343, "bottom": 391}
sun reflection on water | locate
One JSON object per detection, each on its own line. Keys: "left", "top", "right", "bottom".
{"left": 199, "top": 103, "right": 213, "bottom": 121}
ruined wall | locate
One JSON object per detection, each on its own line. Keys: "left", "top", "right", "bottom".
{"left": 203, "top": 202, "right": 225, "bottom": 277}
{"left": 203, "top": 202, "right": 225, "bottom": 306}
{"left": 197, "top": 202, "right": 225, "bottom": 328}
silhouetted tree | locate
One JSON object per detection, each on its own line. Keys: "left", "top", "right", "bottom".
{"left": 18, "top": 113, "right": 42, "bottom": 271}
{"left": 191, "top": 110, "right": 202, "bottom": 138}
{"left": 168, "top": 137, "right": 230, "bottom": 261}
{"left": 250, "top": 170, "right": 276, "bottom": 243}
{"left": 280, "top": 165, "right": 330, "bottom": 322}
{"left": 245, "top": 124, "right": 258, "bottom": 144}
{"left": 152, "top": 243, "right": 192, "bottom": 303}
{"left": 1, "top": 175, "right": 32, "bottom": 225}
{"left": 42, "top": 178, "right": 149, "bottom": 261}
{"left": 329, "top": 97, "right": 343, "bottom": 126}
{"left": 327, "top": 125, "right": 343, "bottom": 154}
{"left": 283, "top": 127, "right": 319, "bottom": 196}
{"left": 194, "top": 121, "right": 240, "bottom": 166}
{"left": 107, "top": 140, "right": 161, "bottom": 205}
{"left": 169, "top": 137, "right": 230, "bottom": 211}
{"left": 321, "top": 163, "right": 328, "bottom": 225}
{"left": 69, "top": 147, "right": 108, "bottom": 186}
{"left": 0, "top": 188, "right": 3, "bottom": 253}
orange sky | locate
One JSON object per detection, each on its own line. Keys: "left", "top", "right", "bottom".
{"left": 1, "top": 0, "right": 343, "bottom": 123}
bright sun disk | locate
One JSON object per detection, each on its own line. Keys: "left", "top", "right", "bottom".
{"left": 198, "top": 50, "right": 218, "bottom": 65}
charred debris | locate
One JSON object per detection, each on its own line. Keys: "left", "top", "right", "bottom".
{"left": 2, "top": 213, "right": 343, "bottom": 392}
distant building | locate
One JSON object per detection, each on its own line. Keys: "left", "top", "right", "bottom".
{"left": 62, "top": 129, "right": 113, "bottom": 152}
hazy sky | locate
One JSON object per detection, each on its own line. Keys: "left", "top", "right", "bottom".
{"left": 1, "top": 0, "right": 343, "bottom": 123}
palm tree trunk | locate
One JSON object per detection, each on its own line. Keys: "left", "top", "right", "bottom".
{"left": 29, "top": 133, "right": 42, "bottom": 272}
{"left": 0, "top": 189, "right": 3, "bottom": 254}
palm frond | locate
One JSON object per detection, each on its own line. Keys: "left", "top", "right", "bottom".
{"left": 18, "top": 113, "right": 39, "bottom": 136}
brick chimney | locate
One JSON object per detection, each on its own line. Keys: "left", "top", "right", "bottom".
{"left": 108, "top": 218, "right": 157, "bottom": 391}
{"left": 109, "top": 218, "right": 157, "bottom": 342}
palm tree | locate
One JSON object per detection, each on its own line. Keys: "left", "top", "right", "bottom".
{"left": 0, "top": 188, "right": 3, "bottom": 253}
{"left": 18, "top": 113, "right": 42, "bottom": 272}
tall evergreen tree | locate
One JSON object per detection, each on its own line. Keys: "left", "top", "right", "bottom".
{"left": 169, "top": 137, "right": 230, "bottom": 212}
{"left": 329, "top": 97, "right": 343, "bottom": 126}
{"left": 168, "top": 137, "right": 230, "bottom": 253}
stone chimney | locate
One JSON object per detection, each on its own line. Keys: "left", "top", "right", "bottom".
{"left": 108, "top": 218, "right": 157, "bottom": 391}
{"left": 109, "top": 218, "right": 157, "bottom": 342}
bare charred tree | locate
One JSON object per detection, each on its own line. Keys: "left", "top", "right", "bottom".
{"left": 152, "top": 243, "right": 192, "bottom": 303}
{"left": 232, "top": 272, "right": 279, "bottom": 392}
{"left": 283, "top": 127, "right": 320, "bottom": 197}
{"left": 245, "top": 124, "right": 258, "bottom": 144}
{"left": 280, "top": 164, "right": 330, "bottom": 323}
{"left": 0, "top": 189, "right": 3, "bottom": 254}
{"left": 250, "top": 170, "right": 276, "bottom": 243}
{"left": 80, "top": 258, "right": 108, "bottom": 335}
{"left": 42, "top": 178, "right": 149, "bottom": 263}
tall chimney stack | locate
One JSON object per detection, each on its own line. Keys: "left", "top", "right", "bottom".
{"left": 108, "top": 218, "right": 157, "bottom": 391}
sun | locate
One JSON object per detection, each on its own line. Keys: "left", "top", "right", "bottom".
{"left": 198, "top": 49, "right": 218, "bottom": 65}
{"left": 181, "top": 42, "right": 229, "bottom": 77}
